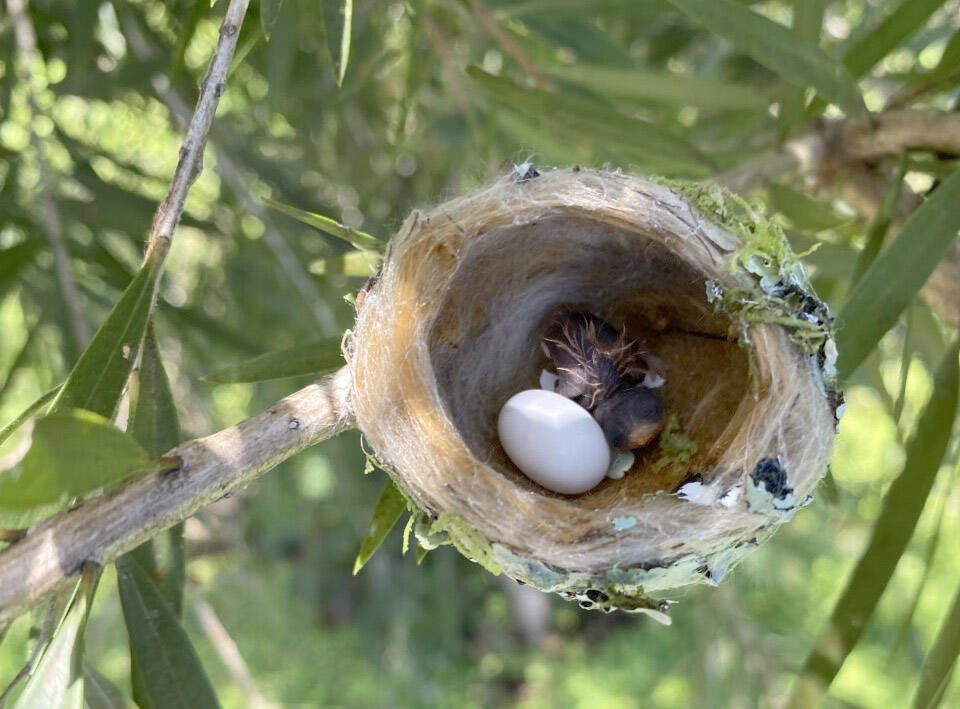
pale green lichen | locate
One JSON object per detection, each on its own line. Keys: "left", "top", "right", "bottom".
{"left": 415, "top": 512, "right": 503, "bottom": 576}
{"left": 650, "top": 411, "right": 698, "bottom": 473}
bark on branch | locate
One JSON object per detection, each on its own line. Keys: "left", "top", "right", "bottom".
{"left": 0, "top": 368, "right": 355, "bottom": 625}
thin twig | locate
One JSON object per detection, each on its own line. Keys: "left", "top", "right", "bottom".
{"left": 7, "top": 0, "right": 90, "bottom": 352}
{"left": 144, "top": 0, "right": 250, "bottom": 267}
{"left": 191, "top": 592, "right": 276, "bottom": 708}
{"left": 470, "top": 0, "right": 554, "bottom": 91}
{"left": 0, "top": 367, "right": 354, "bottom": 626}
{"left": 120, "top": 9, "right": 338, "bottom": 333}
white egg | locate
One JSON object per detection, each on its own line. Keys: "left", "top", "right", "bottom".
{"left": 497, "top": 389, "right": 611, "bottom": 495}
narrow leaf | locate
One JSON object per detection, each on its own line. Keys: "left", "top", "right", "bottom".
{"left": 13, "top": 571, "right": 98, "bottom": 709}
{"left": 52, "top": 252, "right": 164, "bottom": 419}
{"left": 0, "top": 409, "right": 166, "bottom": 528}
{"left": 842, "top": 0, "right": 945, "bottom": 79}
{"left": 353, "top": 478, "right": 407, "bottom": 575}
{"left": 788, "top": 341, "right": 960, "bottom": 708}
{"left": 467, "top": 66, "right": 711, "bottom": 171}
{"left": 203, "top": 338, "right": 344, "bottom": 383}
{"left": 263, "top": 196, "right": 382, "bottom": 251}
{"left": 84, "top": 664, "right": 133, "bottom": 709}
{"left": 850, "top": 159, "right": 908, "bottom": 285}
{"left": 116, "top": 557, "right": 219, "bottom": 709}
{"left": 913, "top": 579, "right": 960, "bottom": 709}
{"left": 665, "top": 0, "right": 867, "bottom": 117}
{"left": 836, "top": 168, "right": 960, "bottom": 380}
{"left": 320, "top": 0, "right": 353, "bottom": 86}
{"left": 259, "top": 0, "right": 285, "bottom": 39}
{"left": 0, "top": 385, "right": 59, "bottom": 449}
{"left": 777, "top": 0, "right": 827, "bottom": 136}
{"left": 545, "top": 64, "right": 768, "bottom": 111}
{"left": 124, "top": 331, "right": 185, "bottom": 616}
{"left": 768, "top": 183, "right": 849, "bottom": 232}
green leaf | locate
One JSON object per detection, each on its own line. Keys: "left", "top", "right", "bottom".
{"left": 0, "top": 241, "right": 41, "bottom": 301}
{"left": 836, "top": 168, "right": 960, "bottom": 380}
{"left": 850, "top": 159, "right": 908, "bottom": 286}
{"left": 13, "top": 572, "right": 98, "bottom": 709}
{"left": 353, "top": 478, "right": 407, "bottom": 575}
{"left": 767, "top": 183, "right": 849, "bottom": 232}
{"left": 0, "top": 385, "right": 59, "bottom": 449}
{"left": 467, "top": 66, "right": 712, "bottom": 172}
{"left": 777, "top": 0, "right": 827, "bottom": 136}
{"left": 664, "top": 0, "right": 867, "bottom": 117}
{"left": 0, "top": 409, "right": 166, "bottom": 528}
{"left": 259, "top": 0, "right": 285, "bottom": 39}
{"left": 262, "top": 196, "right": 382, "bottom": 251}
{"left": 913, "top": 578, "right": 960, "bottom": 709}
{"left": 52, "top": 252, "right": 164, "bottom": 419}
{"left": 320, "top": 0, "right": 353, "bottom": 86}
{"left": 84, "top": 664, "right": 133, "bottom": 709}
{"left": 841, "top": 0, "right": 945, "bottom": 79}
{"left": 544, "top": 64, "right": 768, "bottom": 111}
{"left": 788, "top": 341, "right": 960, "bottom": 708}
{"left": 202, "top": 338, "right": 344, "bottom": 383}
{"left": 116, "top": 557, "right": 219, "bottom": 709}
{"left": 124, "top": 331, "right": 185, "bottom": 616}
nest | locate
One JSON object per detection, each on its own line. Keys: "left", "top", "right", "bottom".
{"left": 346, "top": 168, "right": 841, "bottom": 616}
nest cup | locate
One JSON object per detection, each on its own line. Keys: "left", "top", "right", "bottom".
{"left": 347, "top": 169, "right": 840, "bottom": 614}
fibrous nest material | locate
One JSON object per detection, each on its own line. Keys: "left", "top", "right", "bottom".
{"left": 345, "top": 168, "right": 841, "bottom": 616}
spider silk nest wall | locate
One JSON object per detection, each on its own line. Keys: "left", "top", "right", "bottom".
{"left": 346, "top": 168, "right": 841, "bottom": 615}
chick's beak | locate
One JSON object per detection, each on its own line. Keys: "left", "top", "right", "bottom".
{"left": 594, "top": 386, "right": 666, "bottom": 451}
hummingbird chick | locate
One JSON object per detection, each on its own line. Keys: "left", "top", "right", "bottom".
{"left": 541, "top": 311, "right": 666, "bottom": 451}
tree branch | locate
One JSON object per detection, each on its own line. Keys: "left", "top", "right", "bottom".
{"left": 144, "top": 0, "right": 250, "bottom": 266}
{"left": 0, "top": 367, "right": 355, "bottom": 625}
{"left": 715, "top": 110, "right": 960, "bottom": 194}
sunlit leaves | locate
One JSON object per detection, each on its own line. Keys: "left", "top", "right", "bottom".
{"left": 0, "top": 385, "right": 59, "bottom": 448}
{"left": 665, "top": 0, "right": 867, "bottom": 117}
{"left": 353, "top": 478, "right": 407, "bottom": 575}
{"left": 203, "top": 337, "right": 344, "bottom": 383}
{"left": 836, "top": 168, "right": 960, "bottom": 380}
{"left": 116, "top": 558, "right": 220, "bottom": 709}
{"left": 788, "top": 341, "right": 960, "bottom": 708}
{"left": 0, "top": 409, "right": 168, "bottom": 528}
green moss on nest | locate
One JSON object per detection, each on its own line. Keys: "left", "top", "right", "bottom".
{"left": 651, "top": 411, "right": 698, "bottom": 473}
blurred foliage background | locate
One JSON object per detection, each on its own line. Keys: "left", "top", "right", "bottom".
{"left": 1, "top": 0, "right": 959, "bottom": 707}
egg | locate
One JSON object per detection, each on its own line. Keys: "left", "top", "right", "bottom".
{"left": 497, "top": 389, "right": 611, "bottom": 494}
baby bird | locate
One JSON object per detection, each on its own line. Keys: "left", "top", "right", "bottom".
{"left": 541, "top": 311, "right": 666, "bottom": 450}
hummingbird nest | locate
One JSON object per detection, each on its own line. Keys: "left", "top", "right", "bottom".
{"left": 345, "top": 168, "right": 841, "bottom": 618}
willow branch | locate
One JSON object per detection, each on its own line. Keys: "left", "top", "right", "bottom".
{"left": 715, "top": 110, "right": 960, "bottom": 194}
{"left": 0, "top": 368, "right": 355, "bottom": 625}
{"left": 7, "top": 0, "right": 90, "bottom": 351}
{"left": 143, "top": 0, "right": 250, "bottom": 266}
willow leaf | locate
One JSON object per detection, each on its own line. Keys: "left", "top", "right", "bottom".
{"left": 913, "top": 579, "right": 960, "bottom": 709}
{"left": 117, "top": 558, "right": 220, "bottom": 709}
{"left": 52, "top": 250, "right": 164, "bottom": 418}
{"left": 203, "top": 338, "right": 344, "bottom": 383}
{"left": 836, "top": 168, "right": 960, "bottom": 380}
{"left": 263, "top": 196, "right": 382, "bottom": 251}
{"left": 788, "top": 341, "right": 960, "bottom": 708}
{"left": 665, "top": 0, "right": 866, "bottom": 117}
{"left": 353, "top": 478, "right": 407, "bottom": 575}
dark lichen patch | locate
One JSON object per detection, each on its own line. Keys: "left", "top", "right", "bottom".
{"left": 746, "top": 456, "right": 797, "bottom": 516}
